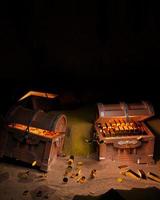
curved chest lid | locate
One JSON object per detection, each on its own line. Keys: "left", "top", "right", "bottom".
{"left": 6, "top": 105, "right": 62, "bottom": 131}
{"left": 97, "top": 101, "right": 154, "bottom": 122}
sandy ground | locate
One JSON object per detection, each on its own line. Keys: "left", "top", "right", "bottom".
{"left": 1, "top": 155, "right": 160, "bottom": 200}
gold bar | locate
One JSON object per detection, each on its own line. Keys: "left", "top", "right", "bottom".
{"left": 118, "top": 165, "right": 128, "bottom": 169}
{"left": 125, "top": 169, "right": 140, "bottom": 180}
{"left": 147, "top": 172, "right": 160, "bottom": 183}
{"left": 137, "top": 169, "right": 146, "bottom": 179}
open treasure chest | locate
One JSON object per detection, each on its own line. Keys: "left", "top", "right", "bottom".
{"left": 95, "top": 101, "right": 155, "bottom": 164}
{"left": 0, "top": 91, "right": 67, "bottom": 172}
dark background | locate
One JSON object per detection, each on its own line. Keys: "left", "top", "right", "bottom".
{"left": 0, "top": 0, "right": 160, "bottom": 111}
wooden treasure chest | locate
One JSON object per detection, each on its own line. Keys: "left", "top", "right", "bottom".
{"left": 95, "top": 101, "right": 155, "bottom": 164}
{"left": 0, "top": 105, "right": 67, "bottom": 172}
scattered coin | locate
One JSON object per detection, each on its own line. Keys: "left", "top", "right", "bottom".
{"left": 90, "top": 169, "right": 96, "bottom": 179}
{"left": 116, "top": 178, "right": 124, "bottom": 183}
{"left": 63, "top": 177, "right": 68, "bottom": 183}
{"left": 32, "top": 161, "right": 37, "bottom": 166}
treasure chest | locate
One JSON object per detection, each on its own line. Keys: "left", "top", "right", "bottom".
{"left": 0, "top": 105, "right": 67, "bottom": 171}
{"left": 95, "top": 101, "right": 155, "bottom": 164}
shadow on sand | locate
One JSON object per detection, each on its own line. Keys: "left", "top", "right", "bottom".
{"left": 73, "top": 187, "right": 160, "bottom": 200}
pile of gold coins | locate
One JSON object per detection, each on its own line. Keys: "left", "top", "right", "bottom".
{"left": 63, "top": 155, "right": 96, "bottom": 184}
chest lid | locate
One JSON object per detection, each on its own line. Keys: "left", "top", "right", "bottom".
{"left": 96, "top": 101, "right": 154, "bottom": 122}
